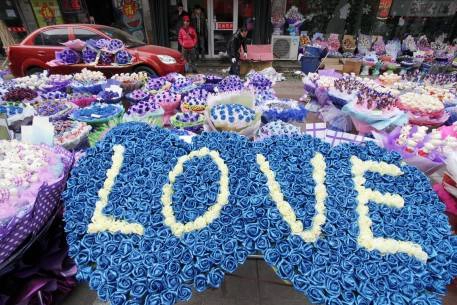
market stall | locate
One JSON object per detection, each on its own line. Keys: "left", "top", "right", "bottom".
{"left": 0, "top": 42, "right": 457, "bottom": 305}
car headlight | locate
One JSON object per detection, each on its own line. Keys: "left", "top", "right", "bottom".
{"left": 157, "top": 55, "right": 177, "bottom": 64}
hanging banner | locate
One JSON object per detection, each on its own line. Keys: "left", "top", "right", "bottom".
{"left": 377, "top": 0, "right": 393, "bottom": 19}
{"left": 112, "top": 0, "right": 146, "bottom": 42}
{"left": 30, "top": 0, "right": 64, "bottom": 27}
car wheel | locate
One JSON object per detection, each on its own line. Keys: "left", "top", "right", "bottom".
{"left": 26, "top": 67, "right": 44, "bottom": 76}
{"left": 134, "top": 65, "right": 158, "bottom": 78}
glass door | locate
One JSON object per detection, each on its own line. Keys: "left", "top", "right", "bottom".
{"left": 208, "top": 0, "right": 237, "bottom": 57}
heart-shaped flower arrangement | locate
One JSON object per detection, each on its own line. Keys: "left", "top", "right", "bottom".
{"left": 64, "top": 123, "right": 457, "bottom": 305}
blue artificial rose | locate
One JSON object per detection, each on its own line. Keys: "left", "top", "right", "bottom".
{"left": 181, "top": 264, "right": 196, "bottom": 283}
{"left": 235, "top": 248, "right": 249, "bottom": 264}
{"left": 306, "top": 285, "right": 326, "bottom": 304}
{"left": 104, "top": 241, "right": 118, "bottom": 255}
{"left": 148, "top": 279, "right": 165, "bottom": 294}
{"left": 196, "top": 258, "right": 212, "bottom": 273}
{"left": 181, "top": 249, "right": 193, "bottom": 264}
{"left": 75, "top": 249, "right": 90, "bottom": 265}
{"left": 96, "top": 255, "right": 111, "bottom": 270}
{"left": 267, "top": 228, "right": 283, "bottom": 241}
{"left": 277, "top": 259, "right": 293, "bottom": 280}
{"left": 210, "top": 249, "right": 223, "bottom": 264}
{"left": 264, "top": 248, "right": 281, "bottom": 265}
{"left": 291, "top": 274, "right": 308, "bottom": 293}
{"left": 89, "top": 270, "right": 105, "bottom": 290}
{"left": 194, "top": 274, "right": 208, "bottom": 292}
{"left": 177, "top": 285, "right": 192, "bottom": 301}
{"left": 221, "top": 256, "right": 238, "bottom": 273}
{"left": 120, "top": 262, "right": 134, "bottom": 275}
{"left": 207, "top": 268, "right": 224, "bottom": 288}
{"left": 104, "top": 268, "right": 119, "bottom": 283}
{"left": 245, "top": 224, "right": 262, "bottom": 240}
{"left": 256, "top": 236, "right": 270, "bottom": 251}
{"left": 149, "top": 264, "right": 166, "bottom": 278}
{"left": 166, "top": 275, "right": 181, "bottom": 290}
{"left": 131, "top": 280, "right": 147, "bottom": 298}
{"left": 222, "top": 240, "right": 236, "bottom": 255}
{"left": 110, "top": 292, "right": 127, "bottom": 305}
{"left": 117, "top": 277, "right": 133, "bottom": 293}
{"left": 159, "top": 251, "right": 172, "bottom": 264}
{"left": 160, "top": 291, "right": 177, "bottom": 305}
{"left": 386, "top": 275, "right": 401, "bottom": 292}
{"left": 167, "top": 261, "right": 181, "bottom": 275}
{"left": 192, "top": 243, "right": 206, "bottom": 256}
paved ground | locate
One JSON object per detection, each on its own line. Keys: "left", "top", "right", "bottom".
{"left": 59, "top": 79, "right": 457, "bottom": 305}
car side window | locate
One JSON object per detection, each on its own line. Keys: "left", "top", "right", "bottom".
{"left": 74, "top": 29, "right": 104, "bottom": 41}
{"left": 37, "top": 29, "right": 69, "bottom": 46}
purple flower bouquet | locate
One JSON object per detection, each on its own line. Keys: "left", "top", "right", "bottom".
{"left": 125, "top": 89, "right": 150, "bottom": 104}
{"left": 124, "top": 99, "right": 164, "bottom": 126}
{"left": 55, "top": 48, "right": 81, "bottom": 65}
{"left": 114, "top": 50, "right": 132, "bottom": 65}
{"left": 82, "top": 47, "right": 98, "bottom": 64}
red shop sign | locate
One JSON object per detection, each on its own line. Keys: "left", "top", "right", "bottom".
{"left": 216, "top": 22, "right": 233, "bottom": 30}
{"left": 377, "top": 0, "right": 393, "bottom": 19}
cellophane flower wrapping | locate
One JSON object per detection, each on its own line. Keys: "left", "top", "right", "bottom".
{"left": 205, "top": 91, "right": 261, "bottom": 137}
{"left": 372, "top": 127, "right": 445, "bottom": 175}
{"left": 55, "top": 48, "right": 81, "bottom": 65}
{"left": 61, "top": 39, "right": 86, "bottom": 51}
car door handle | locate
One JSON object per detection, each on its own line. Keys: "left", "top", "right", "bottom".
{"left": 37, "top": 51, "right": 46, "bottom": 55}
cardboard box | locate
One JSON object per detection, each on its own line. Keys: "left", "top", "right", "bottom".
{"left": 342, "top": 58, "right": 362, "bottom": 75}
{"left": 324, "top": 64, "right": 344, "bottom": 72}
{"left": 240, "top": 61, "right": 273, "bottom": 75}
{"left": 322, "top": 58, "right": 340, "bottom": 66}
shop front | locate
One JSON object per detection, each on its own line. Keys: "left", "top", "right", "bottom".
{"left": 164, "top": 0, "right": 268, "bottom": 58}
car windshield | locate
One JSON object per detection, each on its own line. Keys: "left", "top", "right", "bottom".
{"left": 97, "top": 26, "right": 145, "bottom": 48}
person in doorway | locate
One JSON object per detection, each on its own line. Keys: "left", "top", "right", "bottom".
{"left": 191, "top": 5, "right": 207, "bottom": 60}
{"left": 227, "top": 27, "right": 249, "bottom": 76}
{"left": 176, "top": 2, "right": 189, "bottom": 51}
{"left": 178, "top": 15, "right": 198, "bottom": 73}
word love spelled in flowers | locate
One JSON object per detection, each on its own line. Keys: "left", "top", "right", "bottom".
{"left": 64, "top": 123, "right": 457, "bottom": 305}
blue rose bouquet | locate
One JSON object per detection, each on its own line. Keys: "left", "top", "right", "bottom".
{"left": 261, "top": 98, "right": 307, "bottom": 123}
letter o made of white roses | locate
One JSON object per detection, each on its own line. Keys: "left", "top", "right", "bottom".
{"left": 161, "top": 147, "right": 230, "bottom": 237}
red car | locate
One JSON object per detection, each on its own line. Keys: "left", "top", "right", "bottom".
{"left": 8, "top": 24, "right": 186, "bottom": 77}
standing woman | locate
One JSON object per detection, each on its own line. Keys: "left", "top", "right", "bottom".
{"left": 178, "top": 16, "right": 198, "bottom": 73}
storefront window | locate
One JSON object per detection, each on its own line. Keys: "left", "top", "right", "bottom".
{"left": 213, "top": 0, "right": 233, "bottom": 55}
{"left": 238, "top": 0, "right": 254, "bottom": 42}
